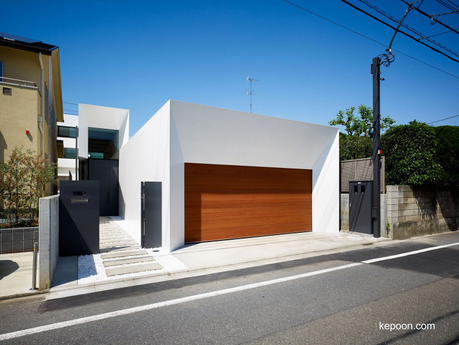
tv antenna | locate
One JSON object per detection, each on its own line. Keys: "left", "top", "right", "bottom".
{"left": 244, "top": 76, "right": 259, "bottom": 113}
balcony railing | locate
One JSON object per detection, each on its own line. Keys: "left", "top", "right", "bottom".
{"left": 0, "top": 76, "right": 38, "bottom": 89}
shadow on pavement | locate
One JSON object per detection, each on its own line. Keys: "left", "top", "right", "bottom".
{"left": 0, "top": 260, "right": 19, "bottom": 280}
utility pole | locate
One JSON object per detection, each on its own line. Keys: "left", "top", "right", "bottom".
{"left": 369, "top": 0, "right": 414, "bottom": 239}
{"left": 371, "top": 58, "right": 381, "bottom": 238}
{"left": 246, "top": 76, "right": 259, "bottom": 113}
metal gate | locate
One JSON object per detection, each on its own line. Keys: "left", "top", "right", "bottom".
{"left": 349, "top": 181, "right": 373, "bottom": 234}
{"left": 141, "top": 182, "right": 162, "bottom": 248}
{"left": 59, "top": 181, "right": 100, "bottom": 256}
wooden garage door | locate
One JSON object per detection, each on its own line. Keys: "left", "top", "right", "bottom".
{"left": 185, "top": 163, "right": 312, "bottom": 243}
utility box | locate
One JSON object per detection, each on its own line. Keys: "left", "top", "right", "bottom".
{"left": 59, "top": 181, "right": 100, "bottom": 256}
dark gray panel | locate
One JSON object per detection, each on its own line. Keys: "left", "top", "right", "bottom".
{"left": 349, "top": 181, "right": 373, "bottom": 234}
{"left": 141, "top": 182, "right": 162, "bottom": 248}
{"left": 88, "top": 159, "right": 119, "bottom": 216}
{"left": 59, "top": 181, "right": 100, "bottom": 256}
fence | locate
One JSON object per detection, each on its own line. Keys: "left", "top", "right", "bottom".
{"left": 341, "top": 156, "right": 385, "bottom": 193}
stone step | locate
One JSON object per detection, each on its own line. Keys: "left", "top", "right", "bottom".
{"left": 105, "top": 262, "right": 162, "bottom": 277}
{"left": 100, "top": 244, "right": 139, "bottom": 250}
{"left": 100, "top": 245, "right": 141, "bottom": 253}
{"left": 100, "top": 239, "right": 134, "bottom": 243}
{"left": 101, "top": 249, "right": 148, "bottom": 259}
{"left": 103, "top": 256, "right": 155, "bottom": 267}
{"left": 100, "top": 233, "right": 128, "bottom": 237}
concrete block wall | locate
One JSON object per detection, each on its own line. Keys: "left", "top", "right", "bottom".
{"left": 0, "top": 227, "right": 39, "bottom": 253}
{"left": 38, "top": 195, "right": 59, "bottom": 290}
{"left": 340, "top": 194, "right": 349, "bottom": 231}
{"left": 387, "top": 185, "right": 459, "bottom": 240}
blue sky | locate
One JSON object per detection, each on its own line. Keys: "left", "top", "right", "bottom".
{"left": 3, "top": 0, "right": 459, "bottom": 136}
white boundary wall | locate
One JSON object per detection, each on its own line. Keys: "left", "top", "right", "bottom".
{"left": 120, "top": 100, "right": 339, "bottom": 251}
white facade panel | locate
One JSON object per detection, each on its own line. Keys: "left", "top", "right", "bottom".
{"left": 119, "top": 100, "right": 339, "bottom": 252}
{"left": 119, "top": 102, "right": 171, "bottom": 246}
{"left": 78, "top": 104, "right": 129, "bottom": 159}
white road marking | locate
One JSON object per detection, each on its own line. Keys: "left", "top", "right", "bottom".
{"left": 362, "top": 242, "right": 459, "bottom": 264}
{"left": 1, "top": 241, "right": 458, "bottom": 341}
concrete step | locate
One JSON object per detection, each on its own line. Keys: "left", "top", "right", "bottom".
{"left": 105, "top": 262, "right": 162, "bottom": 277}
{"left": 100, "top": 245, "right": 141, "bottom": 253}
{"left": 100, "top": 244, "right": 139, "bottom": 250}
{"left": 101, "top": 249, "right": 148, "bottom": 259}
{"left": 99, "top": 238, "right": 135, "bottom": 244}
{"left": 100, "top": 232, "right": 128, "bottom": 235}
{"left": 103, "top": 256, "right": 155, "bottom": 267}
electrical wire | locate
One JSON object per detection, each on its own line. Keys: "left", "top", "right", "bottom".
{"left": 402, "top": 0, "right": 459, "bottom": 34}
{"left": 427, "top": 114, "right": 459, "bottom": 124}
{"left": 436, "top": 0, "right": 459, "bottom": 13}
{"left": 342, "top": 0, "right": 459, "bottom": 64}
{"left": 358, "top": 0, "right": 459, "bottom": 58}
{"left": 282, "top": 0, "right": 459, "bottom": 79}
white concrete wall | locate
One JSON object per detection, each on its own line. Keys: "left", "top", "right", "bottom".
{"left": 78, "top": 104, "right": 130, "bottom": 159}
{"left": 119, "top": 102, "right": 170, "bottom": 246}
{"left": 312, "top": 131, "right": 340, "bottom": 233}
{"left": 168, "top": 100, "right": 339, "bottom": 250}
{"left": 38, "top": 195, "right": 59, "bottom": 290}
{"left": 121, "top": 100, "right": 339, "bottom": 251}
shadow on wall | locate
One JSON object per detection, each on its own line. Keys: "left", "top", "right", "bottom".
{"left": 0, "top": 260, "right": 19, "bottom": 279}
{"left": 413, "top": 187, "right": 459, "bottom": 232}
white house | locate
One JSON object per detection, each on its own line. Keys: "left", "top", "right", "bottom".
{"left": 119, "top": 100, "right": 339, "bottom": 252}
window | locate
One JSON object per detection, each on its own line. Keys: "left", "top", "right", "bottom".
{"left": 88, "top": 152, "right": 104, "bottom": 159}
{"left": 63, "top": 148, "right": 77, "bottom": 159}
{"left": 57, "top": 126, "right": 77, "bottom": 138}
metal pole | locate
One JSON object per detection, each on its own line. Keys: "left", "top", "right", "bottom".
{"left": 249, "top": 80, "right": 253, "bottom": 113}
{"left": 371, "top": 57, "right": 381, "bottom": 238}
{"left": 31, "top": 242, "right": 38, "bottom": 290}
{"left": 75, "top": 126, "right": 79, "bottom": 180}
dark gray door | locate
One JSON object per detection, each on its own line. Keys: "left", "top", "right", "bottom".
{"left": 59, "top": 181, "right": 100, "bottom": 256}
{"left": 88, "top": 159, "right": 119, "bottom": 216}
{"left": 141, "top": 182, "right": 162, "bottom": 248}
{"left": 349, "top": 181, "right": 373, "bottom": 234}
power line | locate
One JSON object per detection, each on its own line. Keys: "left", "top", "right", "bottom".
{"left": 342, "top": 0, "right": 459, "bottom": 64}
{"left": 282, "top": 0, "right": 459, "bottom": 79}
{"left": 402, "top": 0, "right": 459, "bottom": 34}
{"left": 63, "top": 102, "right": 78, "bottom": 106}
{"left": 427, "top": 114, "right": 459, "bottom": 124}
{"left": 358, "top": 0, "right": 459, "bottom": 58}
{"left": 435, "top": 0, "right": 459, "bottom": 14}
{"left": 420, "top": 27, "right": 459, "bottom": 39}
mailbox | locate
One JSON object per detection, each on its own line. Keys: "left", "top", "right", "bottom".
{"left": 59, "top": 181, "right": 100, "bottom": 256}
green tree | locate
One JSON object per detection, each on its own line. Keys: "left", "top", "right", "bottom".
{"left": 339, "top": 133, "right": 372, "bottom": 161}
{"left": 0, "top": 148, "right": 57, "bottom": 227}
{"left": 330, "top": 105, "right": 395, "bottom": 160}
{"left": 381, "top": 121, "right": 443, "bottom": 186}
{"left": 330, "top": 105, "right": 395, "bottom": 137}
{"left": 434, "top": 126, "right": 459, "bottom": 187}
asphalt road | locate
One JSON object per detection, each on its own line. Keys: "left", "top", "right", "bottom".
{"left": 1, "top": 232, "right": 458, "bottom": 344}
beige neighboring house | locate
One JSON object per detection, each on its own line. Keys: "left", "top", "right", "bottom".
{"left": 0, "top": 32, "right": 63, "bottom": 178}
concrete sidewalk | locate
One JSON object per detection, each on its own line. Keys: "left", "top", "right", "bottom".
{"left": 0, "top": 252, "right": 45, "bottom": 300}
{"left": 47, "top": 231, "right": 388, "bottom": 300}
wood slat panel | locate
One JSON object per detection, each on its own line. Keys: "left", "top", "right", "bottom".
{"left": 185, "top": 163, "right": 312, "bottom": 243}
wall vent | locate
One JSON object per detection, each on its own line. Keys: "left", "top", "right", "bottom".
{"left": 2, "top": 87, "right": 12, "bottom": 96}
